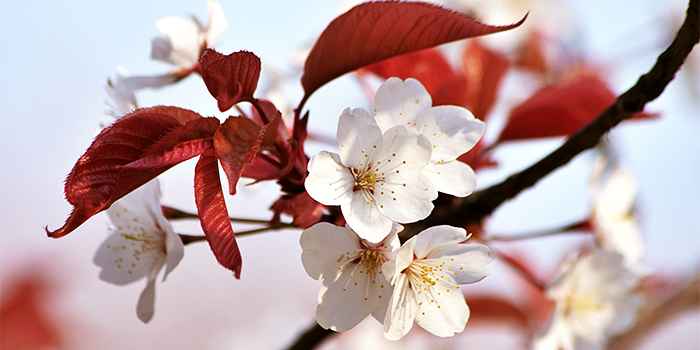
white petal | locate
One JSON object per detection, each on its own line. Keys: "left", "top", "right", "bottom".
{"left": 414, "top": 105, "right": 484, "bottom": 162}
{"left": 315, "top": 264, "right": 384, "bottom": 332}
{"left": 373, "top": 125, "right": 432, "bottom": 180}
{"left": 596, "top": 166, "right": 637, "bottom": 218}
{"left": 305, "top": 151, "right": 354, "bottom": 206}
{"left": 300, "top": 223, "right": 360, "bottom": 280}
{"left": 414, "top": 276, "right": 470, "bottom": 337}
{"left": 385, "top": 234, "right": 417, "bottom": 283}
{"left": 162, "top": 228, "right": 184, "bottom": 279}
{"left": 422, "top": 160, "right": 477, "bottom": 197}
{"left": 122, "top": 74, "right": 177, "bottom": 91}
{"left": 153, "top": 17, "right": 201, "bottom": 68}
{"left": 411, "top": 225, "right": 469, "bottom": 259}
{"left": 136, "top": 275, "right": 157, "bottom": 323}
{"left": 383, "top": 273, "right": 417, "bottom": 340}
{"left": 204, "top": 0, "right": 227, "bottom": 45}
{"left": 342, "top": 192, "right": 393, "bottom": 243}
{"left": 427, "top": 244, "right": 494, "bottom": 284}
{"left": 94, "top": 231, "right": 156, "bottom": 285}
{"left": 337, "top": 108, "right": 383, "bottom": 169}
{"left": 373, "top": 77, "right": 432, "bottom": 133}
{"left": 374, "top": 174, "right": 436, "bottom": 224}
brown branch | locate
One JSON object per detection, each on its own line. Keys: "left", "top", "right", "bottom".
{"left": 404, "top": 0, "right": 699, "bottom": 238}
{"left": 288, "top": 1, "right": 699, "bottom": 349}
{"left": 286, "top": 323, "right": 334, "bottom": 350}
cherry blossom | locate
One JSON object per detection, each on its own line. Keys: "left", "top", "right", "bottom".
{"left": 373, "top": 78, "right": 485, "bottom": 197}
{"left": 533, "top": 251, "right": 643, "bottom": 350}
{"left": 300, "top": 222, "right": 401, "bottom": 331}
{"left": 590, "top": 157, "right": 644, "bottom": 266}
{"left": 382, "top": 225, "right": 493, "bottom": 340}
{"left": 93, "top": 179, "right": 184, "bottom": 323}
{"left": 150, "top": 0, "right": 227, "bottom": 72}
{"left": 305, "top": 107, "right": 437, "bottom": 243}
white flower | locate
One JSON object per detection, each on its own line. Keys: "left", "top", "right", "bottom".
{"left": 105, "top": 68, "right": 176, "bottom": 117}
{"left": 93, "top": 179, "right": 184, "bottom": 323}
{"left": 382, "top": 225, "right": 493, "bottom": 340}
{"left": 590, "top": 159, "right": 644, "bottom": 267}
{"left": 151, "top": 0, "right": 227, "bottom": 71}
{"left": 305, "top": 108, "right": 437, "bottom": 243}
{"left": 300, "top": 222, "right": 401, "bottom": 331}
{"left": 373, "top": 78, "right": 485, "bottom": 197}
{"left": 534, "top": 251, "right": 643, "bottom": 350}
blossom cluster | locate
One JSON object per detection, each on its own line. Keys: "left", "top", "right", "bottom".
{"left": 45, "top": 0, "right": 676, "bottom": 347}
{"left": 302, "top": 77, "right": 494, "bottom": 339}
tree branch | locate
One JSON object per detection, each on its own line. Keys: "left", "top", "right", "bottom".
{"left": 404, "top": 0, "right": 699, "bottom": 238}
{"left": 286, "top": 323, "right": 334, "bottom": 350}
{"left": 288, "top": 1, "right": 699, "bottom": 349}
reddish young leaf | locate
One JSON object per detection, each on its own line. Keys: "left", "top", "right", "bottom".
{"left": 514, "top": 31, "right": 549, "bottom": 74}
{"left": 47, "top": 107, "right": 203, "bottom": 238}
{"left": 361, "top": 48, "right": 461, "bottom": 103}
{"left": 194, "top": 149, "right": 242, "bottom": 278}
{"left": 460, "top": 40, "right": 510, "bottom": 121}
{"left": 497, "top": 73, "right": 656, "bottom": 143}
{"left": 123, "top": 117, "right": 220, "bottom": 169}
{"left": 271, "top": 192, "right": 325, "bottom": 229}
{"left": 301, "top": 1, "right": 526, "bottom": 98}
{"left": 214, "top": 114, "right": 281, "bottom": 195}
{"left": 200, "top": 49, "right": 262, "bottom": 112}
{"left": 465, "top": 295, "right": 529, "bottom": 328}
{"left": 456, "top": 139, "right": 497, "bottom": 171}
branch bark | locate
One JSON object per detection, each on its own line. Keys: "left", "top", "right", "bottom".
{"left": 404, "top": 0, "right": 699, "bottom": 238}
{"left": 288, "top": 0, "right": 699, "bottom": 348}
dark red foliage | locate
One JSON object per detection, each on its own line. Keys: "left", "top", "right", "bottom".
{"left": 301, "top": 1, "right": 526, "bottom": 100}
{"left": 497, "top": 72, "right": 657, "bottom": 143}
{"left": 271, "top": 191, "right": 325, "bottom": 229}
{"left": 194, "top": 149, "right": 242, "bottom": 278}
{"left": 47, "top": 107, "right": 206, "bottom": 238}
{"left": 214, "top": 114, "right": 281, "bottom": 195}
{"left": 460, "top": 40, "right": 510, "bottom": 121}
{"left": 200, "top": 49, "right": 261, "bottom": 112}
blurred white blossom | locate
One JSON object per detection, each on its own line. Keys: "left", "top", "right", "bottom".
{"left": 150, "top": 0, "right": 227, "bottom": 71}
{"left": 534, "top": 251, "right": 643, "bottom": 350}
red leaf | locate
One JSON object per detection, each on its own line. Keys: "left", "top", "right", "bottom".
{"left": 301, "top": 1, "right": 526, "bottom": 98}
{"left": 271, "top": 192, "right": 325, "bottom": 228}
{"left": 1, "top": 275, "right": 63, "bottom": 349}
{"left": 466, "top": 295, "right": 529, "bottom": 328}
{"left": 47, "top": 107, "right": 202, "bottom": 238}
{"left": 497, "top": 73, "right": 656, "bottom": 143}
{"left": 460, "top": 40, "right": 510, "bottom": 121}
{"left": 214, "top": 114, "right": 281, "bottom": 195}
{"left": 122, "top": 139, "right": 213, "bottom": 169}
{"left": 194, "top": 149, "right": 242, "bottom": 278}
{"left": 362, "top": 48, "right": 461, "bottom": 104}
{"left": 123, "top": 117, "right": 220, "bottom": 169}
{"left": 456, "top": 139, "right": 497, "bottom": 171}
{"left": 199, "top": 49, "right": 261, "bottom": 112}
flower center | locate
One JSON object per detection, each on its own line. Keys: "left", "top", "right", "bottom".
{"left": 351, "top": 166, "right": 378, "bottom": 192}
{"left": 563, "top": 293, "right": 606, "bottom": 317}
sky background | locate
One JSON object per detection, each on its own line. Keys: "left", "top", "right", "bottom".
{"left": 1, "top": 0, "right": 698, "bottom": 349}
